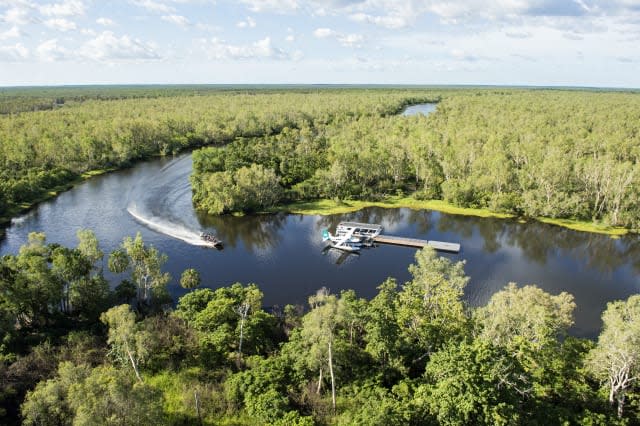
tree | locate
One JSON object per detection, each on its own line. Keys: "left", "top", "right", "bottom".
{"left": 419, "top": 339, "right": 528, "bottom": 425}
{"left": 108, "top": 233, "right": 170, "bottom": 306}
{"left": 180, "top": 268, "right": 201, "bottom": 291}
{"left": 396, "top": 247, "right": 470, "bottom": 363}
{"left": 302, "top": 287, "right": 341, "bottom": 412}
{"left": 21, "top": 362, "right": 91, "bottom": 426}
{"left": 67, "top": 365, "right": 164, "bottom": 426}
{"left": 76, "top": 229, "right": 103, "bottom": 269}
{"left": 475, "top": 283, "right": 575, "bottom": 353}
{"left": 586, "top": 295, "right": 640, "bottom": 418}
{"left": 100, "top": 304, "right": 150, "bottom": 382}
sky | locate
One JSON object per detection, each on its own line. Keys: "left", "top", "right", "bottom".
{"left": 0, "top": 0, "right": 639, "bottom": 87}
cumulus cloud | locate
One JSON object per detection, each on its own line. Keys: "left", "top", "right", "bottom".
{"left": 36, "top": 38, "right": 70, "bottom": 61}
{"left": 1, "top": 5, "right": 32, "bottom": 25}
{"left": 131, "top": 0, "right": 175, "bottom": 14}
{"left": 96, "top": 17, "right": 115, "bottom": 26}
{"left": 0, "top": 42, "right": 28, "bottom": 61}
{"left": 39, "top": 0, "right": 85, "bottom": 17}
{"left": 44, "top": 18, "right": 77, "bottom": 31}
{"left": 237, "top": 16, "right": 256, "bottom": 28}
{"left": 161, "top": 14, "right": 190, "bottom": 27}
{"left": 239, "top": 0, "right": 299, "bottom": 13}
{"left": 205, "top": 37, "right": 289, "bottom": 60}
{"left": 0, "top": 25, "right": 21, "bottom": 41}
{"left": 314, "top": 27, "right": 364, "bottom": 47}
{"left": 81, "top": 31, "right": 161, "bottom": 61}
{"left": 313, "top": 27, "right": 336, "bottom": 38}
{"left": 349, "top": 12, "right": 410, "bottom": 29}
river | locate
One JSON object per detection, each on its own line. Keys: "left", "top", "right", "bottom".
{"left": 1, "top": 104, "right": 638, "bottom": 338}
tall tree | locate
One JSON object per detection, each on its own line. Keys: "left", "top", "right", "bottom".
{"left": 302, "top": 287, "right": 341, "bottom": 412}
{"left": 108, "top": 233, "right": 170, "bottom": 306}
{"left": 100, "top": 304, "right": 150, "bottom": 382}
{"left": 586, "top": 295, "right": 640, "bottom": 418}
{"left": 396, "top": 247, "right": 470, "bottom": 363}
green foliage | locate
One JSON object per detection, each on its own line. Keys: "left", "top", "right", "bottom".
{"left": 475, "top": 283, "right": 576, "bottom": 353}
{"left": 101, "top": 304, "right": 149, "bottom": 382}
{"left": 180, "top": 268, "right": 201, "bottom": 290}
{"left": 108, "top": 233, "right": 171, "bottom": 306}
{"left": 68, "top": 365, "right": 165, "bottom": 426}
{"left": 2, "top": 227, "right": 638, "bottom": 425}
{"left": 586, "top": 295, "right": 640, "bottom": 418}
{"left": 176, "top": 283, "right": 280, "bottom": 368}
{"left": 396, "top": 247, "right": 470, "bottom": 363}
{"left": 420, "top": 339, "right": 526, "bottom": 426}
{"left": 192, "top": 164, "right": 284, "bottom": 214}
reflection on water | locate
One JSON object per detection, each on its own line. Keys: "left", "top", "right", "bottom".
{"left": 1, "top": 152, "right": 638, "bottom": 338}
{"left": 196, "top": 211, "right": 286, "bottom": 252}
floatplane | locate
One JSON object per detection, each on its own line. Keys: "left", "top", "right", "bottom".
{"left": 322, "top": 222, "right": 384, "bottom": 252}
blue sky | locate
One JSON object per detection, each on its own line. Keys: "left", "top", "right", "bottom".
{"left": 0, "top": 0, "right": 639, "bottom": 86}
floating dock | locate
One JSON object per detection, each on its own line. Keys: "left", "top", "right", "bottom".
{"left": 373, "top": 235, "right": 460, "bottom": 253}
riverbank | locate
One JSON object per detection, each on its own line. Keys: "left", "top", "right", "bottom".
{"left": 278, "top": 197, "right": 630, "bottom": 237}
{"left": 0, "top": 168, "right": 117, "bottom": 237}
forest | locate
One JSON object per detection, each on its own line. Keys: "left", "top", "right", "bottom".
{"left": 1, "top": 231, "right": 640, "bottom": 425}
{"left": 0, "top": 87, "right": 434, "bottom": 231}
{"left": 191, "top": 90, "right": 640, "bottom": 230}
{"left": 2, "top": 87, "right": 640, "bottom": 424}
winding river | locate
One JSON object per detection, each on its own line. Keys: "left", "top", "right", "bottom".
{"left": 1, "top": 104, "right": 638, "bottom": 338}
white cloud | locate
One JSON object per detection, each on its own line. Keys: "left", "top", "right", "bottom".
{"left": 81, "top": 31, "right": 161, "bottom": 61}
{"left": 285, "top": 34, "right": 295, "bottom": 42}
{"left": 96, "top": 17, "right": 115, "bottom": 26}
{"left": 313, "top": 27, "right": 336, "bottom": 38}
{"left": 36, "top": 38, "right": 70, "bottom": 61}
{"left": 237, "top": 16, "right": 256, "bottom": 28}
{"left": 337, "top": 33, "right": 364, "bottom": 47}
{"left": 1, "top": 5, "right": 32, "bottom": 25}
{"left": 39, "top": 0, "right": 85, "bottom": 17}
{"left": 239, "top": 0, "right": 299, "bottom": 13}
{"left": 206, "top": 37, "right": 289, "bottom": 60}
{"left": 131, "top": 0, "right": 175, "bottom": 14}
{"left": 0, "top": 42, "right": 28, "bottom": 61}
{"left": 349, "top": 12, "right": 410, "bottom": 29}
{"left": 44, "top": 18, "right": 77, "bottom": 31}
{"left": 314, "top": 27, "right": 364, "bottom": 47}
{"left": 161, "top": 14, "right": 190, "bottom": 27}
{"left": 0, "top": 26, "right": 21, "bottom": 41}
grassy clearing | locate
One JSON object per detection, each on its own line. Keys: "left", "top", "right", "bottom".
{"left": 278, "top": 196, "right": 630, "bottom": 237}
{"left": 537, "top": 217, "right": 628, "bottom": 237}
{"left": 280, "top": 196, "right": 514, "bottom": 219}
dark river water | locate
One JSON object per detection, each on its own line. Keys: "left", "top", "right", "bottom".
{"left": 1, "top": 104, "right": 638, "bottom": 338}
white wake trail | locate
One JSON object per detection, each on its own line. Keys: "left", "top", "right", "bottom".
{"left": 127, "top": 205, "right": 211, "bottom": 247}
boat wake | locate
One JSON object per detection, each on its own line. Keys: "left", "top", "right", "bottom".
{"left": 127, "top": 205, "right": 213, "bottom": 247}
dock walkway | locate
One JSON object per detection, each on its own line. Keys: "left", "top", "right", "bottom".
{"left": 373, "top": 235, "right": 460, "bottom": 253}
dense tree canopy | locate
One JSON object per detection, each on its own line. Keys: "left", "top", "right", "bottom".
{"left": 0, "top": 233, "right": 637, "bottom": 425}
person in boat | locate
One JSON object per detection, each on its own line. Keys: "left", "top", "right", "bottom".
{"left": 200, "top": 232, "right": 220, "bottom": 244}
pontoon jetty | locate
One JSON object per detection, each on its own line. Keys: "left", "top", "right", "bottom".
{"left": 322, "top": 221, "right": 460, "bottom": 253}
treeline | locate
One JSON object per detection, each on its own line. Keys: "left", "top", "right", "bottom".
{"left": 191, "top": 90, "right": 640, "bottom": 228}
{"left": 2, "top": 232, "right": 640, "bottom": 425}
{"left": 0, "top": 89, "right": 436, "bottom": 222}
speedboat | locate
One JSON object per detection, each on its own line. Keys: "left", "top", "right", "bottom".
{"left": 200, "top": 232, "right": 223, "bottom": 248}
